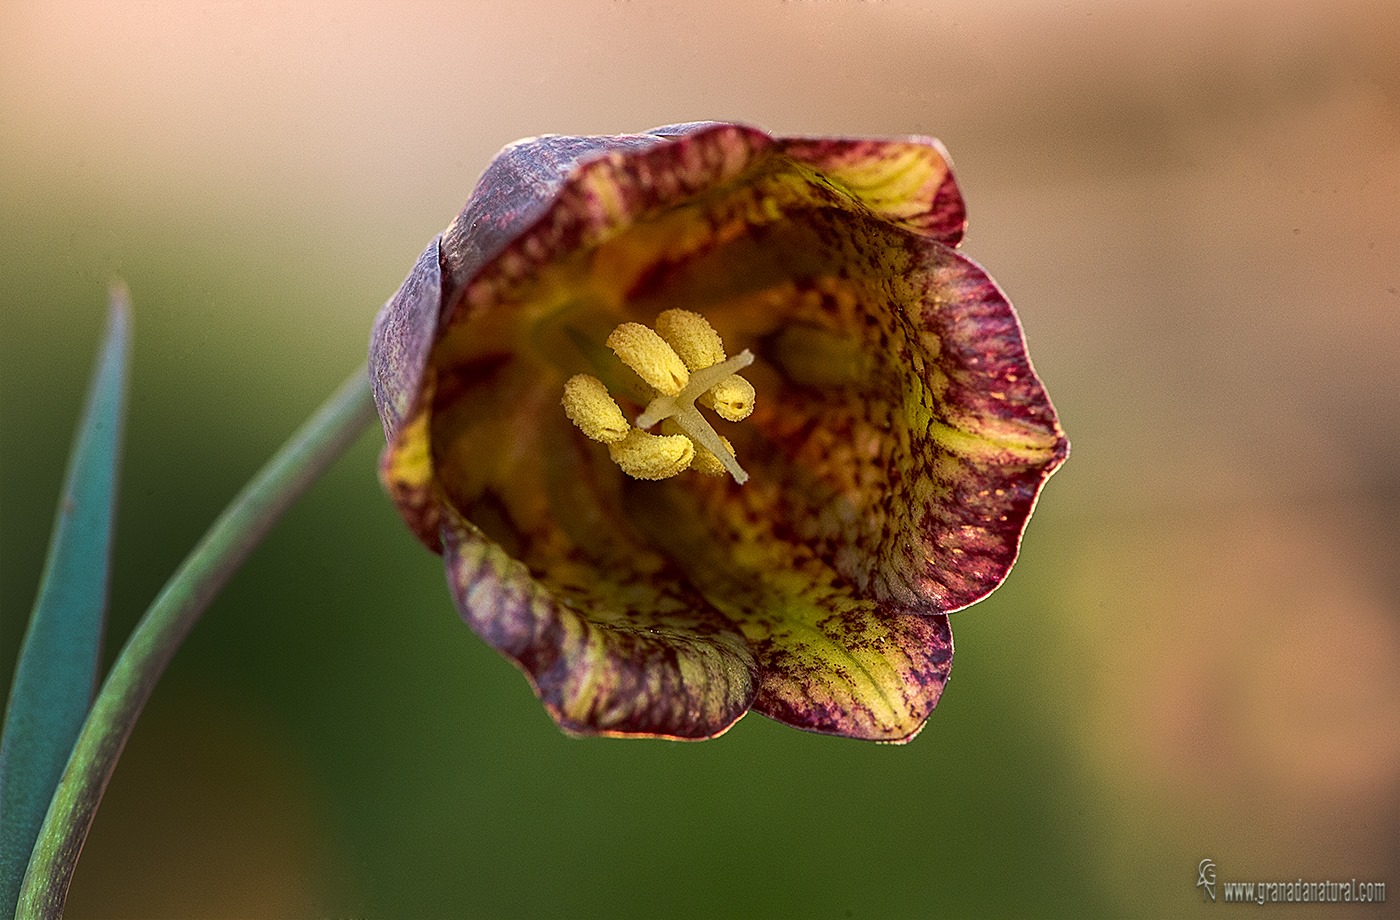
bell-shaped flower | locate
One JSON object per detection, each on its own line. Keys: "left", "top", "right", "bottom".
{"left": 370, "top": 122, "right": 1067, "bottom": 741}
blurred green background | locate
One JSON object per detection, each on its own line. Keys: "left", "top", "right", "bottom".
{"left": 2, "top": 1, "right": 1397, "bottom": 917}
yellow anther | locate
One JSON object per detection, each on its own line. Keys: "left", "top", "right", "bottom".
{"left": 701, "top": 375, "right": 755, "bottom": 422}
{"left": 689, "top": 443, "right": 731, "bottom": 477}
{"left": 606, "top": 322, "right": 690, "bottom": 396}
{"left": 656, "top": 308, "right": 754, "bottom": 422}
{"left": 656, "top": 308, "right": 726, "bottom": 369}
{"left": 607, "top": 428, "right": 694, "bottom": 480}
{"left": 662, "top": 419, "right": 733, "bottom": 477}
{"left": 635, "top": 350, "right": 755, "bottom": 484}
{"left": 565, "top": 311, "right": 757, "bottom": 484}
{"left": 561, "top": 374, "right": 629, "bottom": 443}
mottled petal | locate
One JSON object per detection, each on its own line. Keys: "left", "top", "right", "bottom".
{"left": 778, "top": 136, "right": 966, "bottom": 245}
{"left": 438, "top": 131, "right": 696, "bottom": 301}
{"left": 647, "top": 122, "right": 966, "bottom": 246}
{"left": 369, "top": 239, "right": 442, "bottom": 441}
{"left": 438, "top": 123, "right": 775, "bottom": 333}
{"left": 748, "top": 607, "right": 950, "bottom": 742}
{"left": 370, "top": 240, "right": 446, "bottom": 549}
{"left": 615, "top": 207, "right": 1060, "bottom": 737}
{"left": 619, "top": 207, "right": 1065, "bottom": 616}
{"left": 899, "top": 246, "right": 1069, "bottom": 609}
{"left": 438, "top": 460, "right": 755, "bottom": 739}
{"left": 633, "top": 487, "right": 952, "bottom": 741}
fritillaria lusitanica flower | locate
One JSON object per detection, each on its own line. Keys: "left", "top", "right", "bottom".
{"left": 370, "top": 122, "right": 1066, "bottom": 742}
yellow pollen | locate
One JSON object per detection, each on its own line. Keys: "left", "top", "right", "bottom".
{"left": 607, "top": 428, "right": 694, "bottom": 480}
{"left": 701, "top": 375, "right": 756, "bottom": 422}
{"left": 562, "top": 311, "right": 758, "bottom": 485}
{"left": 561, "top": 374, "right": 629, "bottom": 443}
{"left": 658, "top": 308, "right": 755, "bottom": 422}
{"left": 606, "top": 322, "right": 690, "bottom": 396}
{"left": 663, "top": 418, "right": 733, "bottom": 477}
{"left": 656, "top": 308, "right": 726, "bottom": 368}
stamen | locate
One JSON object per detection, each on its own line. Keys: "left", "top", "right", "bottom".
{"left": 607, "top": 428, "right": 694, "bottom": 480}
{"left": 561, "top": 374, "right": 629, "bottom": 443}
{"left": 656, "top": 308, "right": 726, "bottom": 369}
{"left": 701, "top": 375, "right": 755, "bottom": 422}
{"left": 564, "top": 313, "right": 757, "bottom": 485}
{"left": 656, "top": 308, "right": 754, "bottom": 422}
{"left": 672, "top": 403, "right": 748, "bottom": 484}
{"left": 606, "top": 322, "right": 690, "bottom": 396}
{"left": 662, "top": 419, "right": 733, "bottom": 476}
{"left": 636, "top": 350, "right": 755, "bottom": 485}
{"left": 635, "top": 350, "right": 755, "bottom": 428}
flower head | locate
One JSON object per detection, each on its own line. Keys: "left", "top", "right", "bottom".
{"left": 369, "top": 122, "right": 1067, "bottom": 741}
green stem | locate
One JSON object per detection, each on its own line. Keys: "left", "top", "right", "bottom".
{"left": 14, "top": 365, "right": 378, "bottom": 920}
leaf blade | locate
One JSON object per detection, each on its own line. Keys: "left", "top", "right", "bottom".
{"left": 0, "top": 284, "right": 130, "bottom": 919}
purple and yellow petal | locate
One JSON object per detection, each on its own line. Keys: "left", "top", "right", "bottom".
{"left": 619, "top": 198, "right": 1058, "bottom": 735}
{"left": 370, "top": 240, "right": 448, "bottom": 549}
{"left": 421, "top": 334, "right": 758, "bottom": 737}
{"left": 746, "top": 606, "right": 951, "bottom": 742}
{"left": 380, "top": 397, "right": 442, "bottom": 550}
{"left": 777, "top": 136, "right": 966, "bottom": 245}
{"left": 437, "top": 443, "right": 756, "bottom": 739}
{"left": 635, "top": 484, "right": 952, "bottom": 741}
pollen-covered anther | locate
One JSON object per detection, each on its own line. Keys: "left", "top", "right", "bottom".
{"left": 656, "top": 308, "right": 726, "bottom": 369}
{"left": 570, "top": 311, "right": 757, "bottom": 484}
{"left": 606, "top": 322, "right": 690, "bottom": 396}
{"left": 656, "top": 308, "right": 754, "bottom": 421}
{"left": 607, "top": 428, "right": 695, "bottom": 480}
{"left": 662, "top": 419, "right": 734, "bottom": 477}
{"left": 561, "top": 374, "right": 630, "bottom": 443}
{"left": 701, "top": 375, "right": 756, "bottom": 422}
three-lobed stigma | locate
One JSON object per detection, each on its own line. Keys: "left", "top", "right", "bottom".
{"left": 561, "top": 309, "right": 755, "bottom": 484}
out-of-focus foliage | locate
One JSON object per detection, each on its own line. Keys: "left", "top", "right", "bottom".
{"left": 0, "top": 287, "right": 127, "bottom": 918}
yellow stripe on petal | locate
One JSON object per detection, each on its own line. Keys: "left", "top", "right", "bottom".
{"left": 816, "top": 144, "right": 947, "bottom": 223}
{"left": 384, "top": 408, "right": 434, "bottom": 492}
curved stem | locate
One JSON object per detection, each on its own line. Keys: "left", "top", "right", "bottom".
{"left": 15, "top": 365, "right": 378, "bottom": 920}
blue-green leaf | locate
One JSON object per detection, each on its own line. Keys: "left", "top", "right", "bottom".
{"left": 0, "top": 283, "right": 131, "bottom": 919}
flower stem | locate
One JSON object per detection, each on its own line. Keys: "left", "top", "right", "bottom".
{"left": 14, "top": 365, "right": 378, "bottom": 920}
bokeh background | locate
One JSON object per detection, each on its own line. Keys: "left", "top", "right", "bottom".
{"left": 3, "top": 1, "right": 1397, "bottom": 917}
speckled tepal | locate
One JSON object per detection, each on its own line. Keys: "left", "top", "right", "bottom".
{"left": 369, "top": 122, "right": 1067, "bottom": 742}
